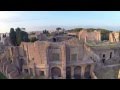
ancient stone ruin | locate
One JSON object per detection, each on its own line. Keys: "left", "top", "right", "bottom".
{"left": 0, "top": 30, "right": 120, "bottom": 79}
{"left": 109, "top": 32, "right": 120, "bottom": 43}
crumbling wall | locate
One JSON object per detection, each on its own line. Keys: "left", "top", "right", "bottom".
{"left": 78, "top": 30, "right": 101, "bottom": 42}
{"left": 20, "top": 41, "right": 50, "bottom": 78}
{"left": 94, "top": 64, "right": 120, "bottom": 79}
{"left": 109, "top": 32, "right": 119, "bottom": 42}
{"left": 0, "top": 45, "right": 27, "bottom": 79}
{"left": 37, "top": 33, "right": 48, "bottom": 41}
{"left": 0, "top": 38, "right": 104, "bottom": 79}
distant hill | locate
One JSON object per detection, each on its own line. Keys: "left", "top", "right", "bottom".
{"left": 67, "top": 28, "right": 113, "bottom": 33}
{"left": 67, "top": 28, "right": 114, "bottom": 41}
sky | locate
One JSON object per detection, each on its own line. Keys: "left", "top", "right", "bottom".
{"left": 1, "top": 11, "right": 120, "bottom": 33}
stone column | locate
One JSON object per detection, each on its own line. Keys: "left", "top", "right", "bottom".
{"left": 62, "top": 67, "right": 66, "bottom": 79}
{"left": 5, "top": 65, "right": 8, "bottom": 77}
{"left": 45, "top": 67, "right": 49, "bottom": 79}
{"left": 90, "top": 64, "right": 95, "bottom": 76}
{"left": 28, "top": 68, "right": 31, "bottom": 75}
{"left": 71, "top": 66, "right": 74, "bottom": 79}
{"left": 3, "top": 63, "right": 5, "bottom": 74}
{"left": 81, "top": 65, "right": 86, "bottom": 79}
{"left": 45, "top": 43, "right": 50, "bottom": 79}
{"left": 99, "top": 32, "right": 101, "bottom": 41}
{"left": 32, "top": 68, "right": 36, "bottom": 76}
{"left": 118, "top": 69, "right": 120, "bottom": 79}
{"left": 61, "top": 45, "right": 66, "bottom": 79}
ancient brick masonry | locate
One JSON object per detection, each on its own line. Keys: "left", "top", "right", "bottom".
{"left": 78, "top": 30, "right": 101, "bottom": 42}
{"left": 1, "top": 30, "right": 120, "bottom": 79}
{"left": 0, "top": 38, "right": 100, "bottom": 79}
{"left": 0, "top": 46, "right": 22, "bottom": 79}
{"left": 109, "top": 32, "right": 120, "bottom": 43}
{"left": 19, "top": 38, "right": 98, "bottom": 79}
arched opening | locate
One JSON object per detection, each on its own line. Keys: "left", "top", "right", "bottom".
{"left": 74, "top": 66, "right": 81, "bottom": 79}
{"left": 10, "top": 59, "right": 12, "bottom": 64}
{"left": 66, "top": 67, "right": 71, "bottom": 79}
{"left": 102, "top": 59, "right": 105, "bottom": 64}
{"left": 53, "top": 38, "right": 57, "bottom": 42}
{"left": 110, "top": 52, "right": 112, "bottom": 59}
{"left": 40, "top": 71, "right": 45, "bottom": 76}
{"left": 19, "top": 59, "right": 24, "bottom": 71}
{"left": 84, "top": 65, "right": 91, "bottom": 79}
{"left": 103, "top": 54, "right": 105, "bottom": 58}
{"left": 102, "top": 54, "right": 106, "bottom": 64}
{"left": 51, "top": 67, "right": 61, "bottom": 79}
{"left": 24, "top": 69, "right": 28, "bottom": 74}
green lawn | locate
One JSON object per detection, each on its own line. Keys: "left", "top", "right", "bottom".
{"left": 0, "top": 72, "right": 7, "bottom": 79}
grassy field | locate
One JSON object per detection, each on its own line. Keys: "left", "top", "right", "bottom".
{"left": 0, "top": 72, "right": 7, "bottom": 79}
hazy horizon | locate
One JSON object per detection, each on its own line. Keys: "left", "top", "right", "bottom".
{"left": 1, "top": 25, "right": 120, "bottom": 33}
{"left": 1, "top": 11, "right": 120, "bottom": 33}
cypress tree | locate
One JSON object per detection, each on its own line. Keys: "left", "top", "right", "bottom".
{"left": 9, "top": 28, "right": 16, "bottom": 46}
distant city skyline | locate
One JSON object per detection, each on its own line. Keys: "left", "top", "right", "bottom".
{"left": 1, "top": 11, "right": 120, "bottom": 33}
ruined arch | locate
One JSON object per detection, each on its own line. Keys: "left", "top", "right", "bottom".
{"left": 103, "top": 54, "right": 105, "bottom": 58}
{"left": 84, "top": 65, "right": 91, "bottom": 79}
{"left": 110, "top": 52, "right": 112, "bottom": 59}
{"left": 66, "top": 67, "right": 71, "bottom": 79}
{"left": 74, "top": 66, "right": 81, "bottom": 79}
{"left": 51, "top": 67, "right": 61, "bottom": 79}
{"left": 20, "top": 59, "right": 24, "bottom": 67}
{"left": 53, "top": 38, "right": 57, "bottom": 42}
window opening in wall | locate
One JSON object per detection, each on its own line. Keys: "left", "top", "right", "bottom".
{"left": 90, "top": 57, "right": 92, "bottom": 59}
{"left": 24, "top": 69, "right": 28, "bottom": 73}
{"left": 110, "top": 52, "right": 112, "bottom": 59}
{"left": 103, "top": 54, "right": 105, "bottom": 58}
{"left": 102, "top": 59, "right": 105, "bottom": 64}
{"left": 66, "top": 67, "right": 71, "bottom": 79}
{"left": 74, "top": 66, "right": 81, "bottom": 79}
{"left": 53, "top": 38, "right": 57, "bottom": 42}
{"left": 84, "top": 65, "right": 91, "bottom": 79}
{"left": 52, "top": 53, "right": 60, "bottom": 61}
{"left": 40, "top": 71, "right": 45, "bottom": 76}
{"left": 51, "top": 67, "right": 61, "bottom": 79}
{"left": 71, "top": 54, "right": 77, "bottom": 61}
{"left": 10, "top": 59, "right": 12, "bottom": 63}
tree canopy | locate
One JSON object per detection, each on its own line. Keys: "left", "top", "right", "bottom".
{"left": 29, "top": 37, "right": 38, "bottom": 42}
{"left": 43, "top": 30, "right": 51, "bottom": 37}
{"left": 56, "top": 27, "right": 62, "bottom": 31}
{"left": 68, "top": 28, "right": 83, "bottom": 32}
{"left": 9, "top": 28, "right": 16, "bottom": 46}
{"left": 9, "top": 27, "right": 29, "bottom": 46}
